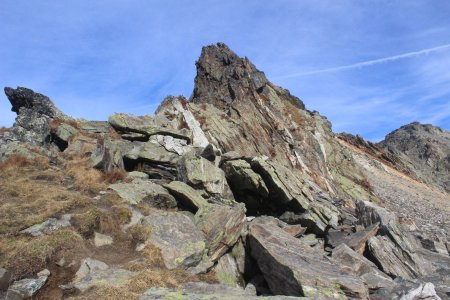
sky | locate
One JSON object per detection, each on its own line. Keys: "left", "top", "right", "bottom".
{"left": 1, "top": 1, "right": 450, "bottom": 141}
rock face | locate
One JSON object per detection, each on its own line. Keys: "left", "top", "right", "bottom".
{"left": 141, "top": 211, "right": 206, "bottom": 269}
{"left": 379, "top": 122, "right": 450, "bottom": 193}
{"left": 1, "top": 43, "right": 450, "bottom": 299}
{"left": 248, "top": 219, "right": 369, "bottom": 298}
{"left": 4, "top": 87, "right": 66, "bottom": 145}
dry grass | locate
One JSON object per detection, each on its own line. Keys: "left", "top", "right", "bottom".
{"left": 0, "top": 165, "right": 91, "bottom": 235}
{"left": 102, "top": 169, "right": 127, "bottom": 184}
{"left": 108, "top": 127, "right": 122, "bottom": 140}
{"left": 64, "top": 157, "right": 106, "bottom": 193}
{"left": 0, "top": 229, "right": 85, "bottom": 278}
{"left": 128, "top": 224, "right": 151, "bottom": 244}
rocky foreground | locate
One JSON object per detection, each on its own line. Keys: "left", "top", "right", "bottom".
{"left": 0, "top": 43, "right": 449, "bottom": 299}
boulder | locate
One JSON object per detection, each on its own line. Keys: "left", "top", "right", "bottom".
{"left": 177, "top": 152, "right": 234, "bottom": 199}
{"left": 222, "top": 159, "right": 269, "bottom": 213}
{"left": 326, "top": 223, "right": 379, "bottom": 254}
{"left": 163, "top": 181, "right": 210, "bottom": 212}
{"left": 91, "top": 138, "right": 130, "bottom": 171}
{"left": 6, "top": 276, "right": 48, "bottom": 300}
{"left": 4, "top": 86, "right": 66, "bottom": 146}
{"left": 248, "top": 221, "right": 368, "bottom": 298}
{"left": 51, "top": 122, "right": 78, "bottom": 149}
{"left": 367, "top": 235, "right": 428, "bottom": 280}
{"left": 331, "top": 244, "right": 394, "bottom": 291}
{"left": 248, "top": 158, "right": 315, "bottom": 214}
{"left": 194, "top": 204, "right": 246, "bottom": 261}
{"left": 108, "top": 113, "right": 192, "bottom": 142}
{"left": 124, "top": 141, "right": 180, "bottom": 180}
{"left": 141, "top": 211, "right": 206, "bottom": 269}
{"left": 109, "top": 179, "right": 177, "bottom": 208}
{"left": 20, "top": 214, "right": 71, "bottom": 236}
{"left": 214, "top": 253, "right": 244, "bottom": 288}
{"left": 67, "top": 258, "right": 132, "bottom": 293}
{"left": 356, "top": 200, "right": 396, "bottom": 228}
{"left": 149, "top": 134, "right": 190, "bottom": 156}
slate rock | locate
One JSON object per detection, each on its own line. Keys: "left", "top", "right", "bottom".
{"left": 20, "top": 214, "right": 71, "bottom": 237}
{"left": 331, "top": 244, "right": 394, "bottom": 291}
{"left": 177, "top": 152, "right": 234, "bottom": 199}
{"left": 6, "top": 276, "right": 47, "bottom": 300}
{"left": 214, "top": 253, "right": 244, "bottom": 288}
{"left": 248, "top": 221, "right": 369, "bottom": 298}
{"left": 141, "top": 211, "right": 206, "bottom": 269}
{"left": 163, "top": 181, "right": 210, "bottom": 212}
{"left": 194, "top": 203, "right": 246, "bottom": 261}
{"left": 109, "top": 179, "right": 177, "bottom": 209}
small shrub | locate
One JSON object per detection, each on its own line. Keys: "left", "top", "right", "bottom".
{"left": 0, "top": 155, "right": 29, "bottom": 171}
{"left": 129, "top": 224, "right": 151, "bottom": 244}
{"left": 112, "top": 206, "right": 132, "bottom": 225}
{"left": 79, "top": 208, "right": 102, "bottom": 237}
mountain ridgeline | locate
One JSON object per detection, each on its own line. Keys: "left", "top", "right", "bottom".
{"left": 0, "top": 43, "right": 449, "bottom": 299}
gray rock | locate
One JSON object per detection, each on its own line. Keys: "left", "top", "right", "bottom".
{"left": 20, "top": 214, "right": 71, "bottom": 236}
{"left": 141, "top": 211, "right": 206, "bottom": 269}
{"left": 109, "top": 113, "right": 192, "bottom": 142}
{"left": 126, "top": 171, "right": 149, "bottom": 180}
{"left": 109, "top": 179, "right": 177, "bottom": 208}
{"left": 149, "top": 134, "right": 190, "bottom": 156}
{"left": 91, "top": 138, "right": 130, "bottom": 171}
{"left": 222, "top": 159, "right": 269, "bottom": 212}
{"left": 356, "top": 200, "right": 396, "bottom": 228}
{"left": 194, "top": 204, "right": 246, "bottom": 261}
{"left": 53, "top": 123, "right": 78, "bottom": 143}
{"left": 163, "top": 181, "right": 210, "bottom": 212}
{"left": 331, "top": 244, "right": 394, "bottom": 291}
{"left": 140, "top": 282, "right": 302, "bottom": 300}
{"left": 94, "top": 232, "right": 113, "bottom": 247}
{"left": 69, "top": 258, "right": 132, "bottom": 293}
{"left": 177, "top": 152, "right": 234, "bottom": 199}
{"left": 213, "top": 253, "right": 244, "bottom": 288}
{"left": 6, "top": 276, "right": 47, "bottom": 300}
{"left": 327, "top": 223, "right": 379, "bottom": 254}
{"left": 4, "top": 86, "right": 66, "bottom": 146}
{"left": 248, "top": 221, "right": 368, "bottom": 298}
{"left": 367, "top": 235, "right": 428, "bottom": 280}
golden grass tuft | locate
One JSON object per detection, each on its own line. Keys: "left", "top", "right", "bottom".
{"left": 0, "top": 229, "right": 85, "bottom": 278}
{"left": 64, "top": 157, "right": 106, "bottom": 193}
{"left": 102, "top": 169, "right": 127, "bottom": 184}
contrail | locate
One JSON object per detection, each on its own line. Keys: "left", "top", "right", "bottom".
{"left": 278, "top": 43, "right": 450, "bottom": 78}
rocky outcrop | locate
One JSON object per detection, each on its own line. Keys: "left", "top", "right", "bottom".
{"left": 379, "top": 122, "right": 450, "bottom": 193}
{"left": 141, "top": 211, "right": 206, "bottom": 269}
{"left": 194, "top": 204, "right": 246, "bottom": 261}
{"left": 4, "top": 87, "right": 66, "bottom": 146}
{"left": 248, "top": 219, "right": 369, "bottom": 298}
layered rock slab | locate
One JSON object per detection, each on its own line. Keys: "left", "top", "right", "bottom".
{"left": 248, "top": 220, "right": 369, "bottom": 298}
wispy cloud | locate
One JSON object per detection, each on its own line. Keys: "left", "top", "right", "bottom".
{"left": 277, "top": 43, "right": 450, "bottom": 78}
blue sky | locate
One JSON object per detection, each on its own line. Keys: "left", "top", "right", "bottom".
{"left": 1, "top": 1, "right": 449, "bottom": 141}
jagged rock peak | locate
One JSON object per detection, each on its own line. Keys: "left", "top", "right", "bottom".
{"left": 4, "top": 86, "right": 63, "bottom": 118}
{"left": 191, "top": 42, "right": 304, "bottom": 110}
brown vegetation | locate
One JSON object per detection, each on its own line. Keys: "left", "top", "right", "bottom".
{"left": 102, "top": 169, "right": 127, "bottom": 184}
{"left": 64, "top": 157, "right": 106, "bottom": 193}
{"left": 0, "top": 127, "right": 10, "bottom": 134}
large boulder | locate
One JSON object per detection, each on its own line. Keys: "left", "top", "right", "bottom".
{"left": 4, "top": 87, "right": 67, "bottom": 146}
{"left": 367, "top": 235, "right": 429, "bottom": 280}
{"left": 194, "top": 203, "right": 246, "bottom": 261}
{"left": 248, "top": 220, "right": 369, "bottom": 298}
{"left": 91, "top": 138, "right": 131, "bottom": 171}
{"left": 108, "top": 113, "right": 192, "bottom": 142}
{"left": 222, "top": 159, "right": 269, "bottom": 213}
{"left": 141, "top": 211, "right": 206, "bottom": 269}
{"left": 213, "top": 253, "right": 244, "bottom": 288}
{"left": 109, "top": 179, "right": 177, "bottom": 208}
{"left": 331, "top": 244, "right": 394, "bottom": 291}
{"left": 177, "top": 151, "right": 234, "bottom": 199}
{"left": 163, "top": 181, "right": 210, "bottom": 212}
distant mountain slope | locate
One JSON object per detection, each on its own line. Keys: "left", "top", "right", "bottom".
{"left": 379, "top": 122, "right": 450, "bottom": 193}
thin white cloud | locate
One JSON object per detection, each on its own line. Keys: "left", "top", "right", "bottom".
{"left": 278, "top": 43, "right": 450, "bottom": 78}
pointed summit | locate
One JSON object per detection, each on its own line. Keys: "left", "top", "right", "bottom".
{"left": 191, "top": 43, "right": 270, "bottom": 109}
